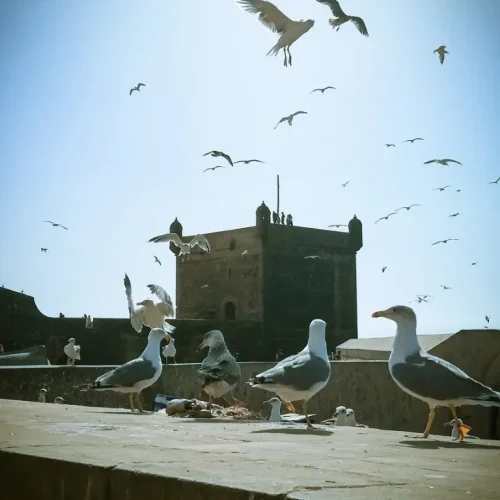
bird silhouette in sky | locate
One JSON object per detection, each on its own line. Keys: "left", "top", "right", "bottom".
{"left": 432, "top": 239, "right": 458, "bottom": 246}
{"left": 489, "top": 176, "right": 500, "bottom": 185}
{"left": 129, "top": 83, "right": 145, "bottom": 95}
{"left": 448, "top": 213, "right": 460, "bottom": 218}
{"left": 341, "top": 181, "right": 349, "bottom": 187}
{"left": 43, "top": 220, "right": 68, "bottom": 230}
{"left": 433, "top": 186, "right": 450, "bottom": 192}
{"left": 154, "top": 256, "right": 161, "bottom": 266}
{"left": 403, "top": 138, "right": 424, "bottom": 143}
{"left": 203, "top": 166, "right": 229, "bottom": 173}
{"left": 328, "top": 224, "right": 347, "bottom": 228}
{"left": 310, "top": 86, "right": 336, "bottom": 94}
{"left": 375, "top": 212, "right": 397, "bottom": 224}
{"left": 424, "top": 158, "right": 462, "bottom": 166}
{"left": 385, "top": 143, "right": 395, "bottom": 147}
{"left": 317, "top": 0, "right": 369, "bottom": 36}
{"left": 203, "top": 150, "right": 233, "bottom": 166}
{"left": 395, "top": 204, "right": 422, "bottom": 211}
{"left": 233, "top": 159, "right": 265, "bottom": 165}
{"left": 440, "top": 285, "right": 451, "bottom": 290}
{"left": 41, "top": 248, "right": 48, "bottom": 252}
{"left": 433, "top": 45, "right": 449, "bottom": 65}
{"left": 274, "top": 111, "right": 308, "bottom": 130}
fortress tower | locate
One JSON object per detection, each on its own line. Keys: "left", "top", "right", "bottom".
{"left": 171, "top": 202, "right": 363, "bottom": 352}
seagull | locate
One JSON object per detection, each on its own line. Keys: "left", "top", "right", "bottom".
{"left": 444, "top": 418, "right": 478, "bottom": 440}
{"left": 41, "top": 248, "right": 48, "bottom": 252}
{"left": 411, "top": 296, "right": 429, "bottom": 304}
{"left": 372, "top": 305, "right": 500, "bottom": 440}
{"left": 321, "top": 405, "right": 349, "bottom": 426}
{"left": 78, "top": 328, "right": 171, "bottom": 412}
{"left": 433, "top": 45, "right": 449, "bottom": 65}
{"left": 43, "top": 220, "right": 68, "bottom": 230}
{"left": 440, "top": 285, "right": 451, "bottom": 290}
{"left": 448, "top": 213, "right": 460, "bottom": 218}
{"left": 274, "top": 111, "right": 307, "bottom": 130}
{"left": 236, "top": 0, "right": 315, "bottom": 67}
{"left": 154, "top": 255, "right": 161, "bottom": 266}
{"left": 341, "top": 181, "right": 349, "bottom": 187}
{"left": 162, "top": 338, "right": 176, "bottom": 365}
{"left": 38, "top": 388, "right": 47, "bottom": 403}
{"left": 233, "top": 159, "right": 265, "bottom": 165}
{"left": 264, "top": 397, "right": 316, "bottom": 424}
{"left": 148, "top": 232, "right": 212, "bottom": 261}
{"left": 317, "top": 0, "right": 368, "bottom": 36}
{"left": 417, "top": 295, "right": 433, "bottom": 300}
{"left": 488, "top": 177, "right": 500, "bottom": 185}
{"left": 197, "top": 330, "right": 242, "bottom": 409}
{"left": 381, "top": 266, "right": 387, "bottom": 273}
{"left": 201, "top": 284, "right": 209, "bottom": 288}
{"left": 241, "top": 250, "right": 248, "bottom": 255}
{"left": 375, "top": 212, "right": 397, "bottom": 224}
{"left": 328, "top": 224, "right": 347, "bottom": 228}
{"left": 471, "top": 262, "right": 478, "bottom": 266}
{"left": 54, "top": 397, "right": 66, "bottom": 404}
{"left": 385, "top": 144, "right": 396, "bottom": 147}
{"left": 247, "top": 319, "right": 331, "bottom": 429}
{"left": 64, "top": 338, "right": 81, "bottom": 366}
{"left": 485, "top": 315, "right": 490, "bottom": 324}
{"left": 129, "top": 83, "right": 146, "bottom": 95}
{"left": 433, "top": 186, "right": 450, "bottom": 192}
{"left": 310, "top": 86, "right": 336, "bottom": 94}
{"left": 403, "top": 138, "right": 424, "bottom": 143}
{"left": 202, "top": 150, "right": 233, "bottom": 166}
{"left": 424, "top": 159, "right": 462, "bottom": 166}
{"left": 203, "top": 165, "right": 229, "bottom": 173}
{"left": 395, "top": 204, "right": 422, "bottom": 212}
{"left": 123, "top": 274, "right": 175, "bottom": 334}
{"left": 432, "top": 238, "right": 458, "bottom": 246}
{"left": 84, "top": 314, "right": 93, "bottom": 329}
{"left": 304, "top": 255, "right": 321, "bottom": 259}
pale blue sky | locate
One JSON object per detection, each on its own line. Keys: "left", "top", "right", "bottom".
{"left": 1, "top": 0, "right": 499, "bottom": 337}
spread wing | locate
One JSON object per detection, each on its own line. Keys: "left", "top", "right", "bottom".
{"left": 237, "top": 0, "right": 292, "bottom": 35}
{"left": 189, "top": 234, "right": 211, "bottom": 252}
{"left": 350, "top": 16, "right": 368, "bottom": 36}
{"left": 147, "top": 284, "right": 173, "bottom": 306}
{"left": 317, "top": 0, "right": 346, "bottom": 18}
{"left": 424, "top": 159, "right": 437, "bottom": 164}
{"left": 292, "top": 111, "right": 307, "bottom": 117}
{"left": 124, "top": 274, "right": 143, "bottom": 333}
{"left": 138, "top": 83, "right": 145, "bottom": 87}
{"left": 148, "top": 232, "right": 183, "bottom": 247}
{"left": 274, "top": 116, "right": 287, "bottom": 129}
{"left": 442, "top": 159, "right": 462, "bottom": 165}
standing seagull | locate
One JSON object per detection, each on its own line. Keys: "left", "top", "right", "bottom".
{"left": 310, "top": 86, "right": 336, "bottom": 94}
{"left": 433, "top": 45, "right": 449, "bottom": 65}
{"left": 43, "top": 221, "right": 68, "bottom": 230}
{"left": 197, "top": 330, "right": 242, "bottom": 409}
{"left": 372, "top": 305, "right": 500, "bottom": 440}
{"left": 203, "top": 150, "right": 233, "bottom": 166}
{"left": 64, "top": 338, "right": 81, "bottom": 366}
{"left": 247, "top": 319, "right": 331, "bottom": 429}
{"left": 129, "top": 83, "right": 146, "bottom": 95}
{"left": 78, "top": 328, "right": 171, "bottom": 412}
{"left": 162, "top": 338, "right": 176, "bottom": 365}
{"left": 148, "top": 232, "right": 211, "bottom": 260}
{"left": 274, "top": 111, "right": 307, "bottom": 130}
{"left": 317, "top": 0, "right": 369, "bottom": 36}
{"left": 38, "top": 388, "right": 47, "bottom": 403}
{"left": 236, "top": 0, "right": 315, "bottom": 67}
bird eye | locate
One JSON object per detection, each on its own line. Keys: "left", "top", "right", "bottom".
{"left": 392, "top": 307, "right": 398, "bottom": 313}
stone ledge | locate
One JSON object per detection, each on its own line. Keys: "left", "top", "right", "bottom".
{"left": 1, "top": 399, "right": 500, "bottom": 499}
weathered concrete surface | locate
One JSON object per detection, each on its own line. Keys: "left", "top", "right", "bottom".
{"left": 0, "top": 399, "right": 499, "bottom": 500}
{"left": 2, "top": 361, "right": 499, "bottom": 439}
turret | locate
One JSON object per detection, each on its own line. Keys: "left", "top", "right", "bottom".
{"left": 348, "top": 214, "right": 363, "bottom": 252}
{"left": 256, "top": 201, "right": 271, "bottom": 243}
{"left": 169, "top": 217, "right": 183, "bottom": 256}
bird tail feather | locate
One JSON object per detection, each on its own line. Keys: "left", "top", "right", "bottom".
{"left": 266, "top": 42, "right": 282, "bottom": 57}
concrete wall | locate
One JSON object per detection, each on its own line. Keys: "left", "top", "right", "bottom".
{"left": 1, "top": 360, "right": 498, "bottom": 439}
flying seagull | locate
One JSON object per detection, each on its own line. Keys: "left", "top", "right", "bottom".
{"left": 341, "top": 181, "right": 349, "bottom": 187}
{"left": 41, "top": 248, "right": 48, "bottom": 252}
{"left": 129, "top": 83, "right": 146, "bottom": 95}
{"left": 317, "top": 0, "right": 368, "bottom": 36}
{"left": 375, "top": 212, "right": 397, "bottom": 224}
{"left": 471, "top": 262, "right": 478, "bottom": 266}
{"left": 203, "top": 165, "right": 228, "bottom": 173}
{"left": 233, "top": 159, "right": 265, "bottom": 165}
{"left": 424, "top": 159, "right": 462, "bottom": 166}
{"left": 236, "top": 0, "right": 315, "bottom": 67}
{"left": 304, "top": 255, "right": 321, "bottom": 260}
{"left": 149, "top": 232, "right": 211, "bottom": 261}
{"left": 274, "top": 111, "right": 307, "bottom": 130}
{"left": 433, "top": 186, "right": 450, "bottom": 192}
{"left": 489, "top": 177, "right": 500, "bottom": 185}
{"left": 328, "top": 224, "right": 347, "bottom": 228}
{"left": 203, "top": 150, "right": 233, "bottom": 166}
{"left": 78, "top": 328, "right": 171, "bottom": 412}
{"left": 123, "top": 274, "right": 175, "bottom": 334}
{"left": 395, "top": 204, "right": 422, "bottom": 211}
{"left": 310, "top": 86, "right": 336, "bottom": 94}
{"left": 448, "top": 213, "right": 460, "bottom": 218}
{"left": 440, "top": 285, "right": 451, "bottom": 290}
{"left": 411, "top": 296, "right": 429, "bottom": 304}
{"left": 403, "top": 138, "right": 424, "bottom": 143}
{"left": 485, "top": 315, "right": 490, "bottom": 324}
{"left": 381, "top": 266, "right": 387, "bottom": 273}
{"left": 43, "top": 220, "right": 68, "bottom": 230}
{"left": 433, "top": 45, "right": 449, "bottom": 65}
{"left": 154, "top": 255, "right": 161, "bottom": 266}
{"left": 431, "top": 238, "right": 458, "bottom": 246}
{"left": 248, "top": 319, "right": 330, "bottom": 429}
{"left": 372, "top": 305, "right": 500, "bottom": 440}
{"left": 385, "top": 144, "right": 395, "bottom": 147}
{"left": 197, "top": 330, "right": 242, "bottom": 409}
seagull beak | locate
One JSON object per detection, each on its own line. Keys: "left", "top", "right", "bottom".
{"left": 263, "top": 399, "right": 272, "bottom": 405}
{"left": 444, "top": 420, "right": 453, "bottom": 428}
{"left": 196, "top": 340, "right": 206, "bottom": 352}
{"left": 136, "top": 301, "right": 145, "bottom": 306}
{"left": 371, "top": 311, "right": 384, "bottom": 318}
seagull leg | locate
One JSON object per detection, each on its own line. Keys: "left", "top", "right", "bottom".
{"left": 450, "top": 405, "right": 471, "bottom": 441}
{"left": 422, "top": 407, "right": 436, "bottom": 438}
{"left": 283, "top": 48, "right": 288, "bottom": 67}
{"left": 285, "top": 400, "right": 296, "bottom": 412}
{"left": 128, "top": 393, "right": 136, "bottom": 412}
{"left": 135, "top": 392, "right": 145, "bottom": 413}
{"left": 287, "top": 47, "right": 292, "bottom": 66}
{"left": 207, "top": 395, "right": 212, "bottom": 410}
{"left": 303, "top": 400, "right": 315, "bottom": 430}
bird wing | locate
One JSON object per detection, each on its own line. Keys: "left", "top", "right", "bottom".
{"left": 424, "top": 159, "right": 437, "bottom": 164}
{"left": 147, "top": 284, "right": 173, "bottom": 306}
{"left": 203, "top": 151, "right": 215, "bottom": 157}
{"left": 43, "top": 220, "right": 55, "bottom": 225}
{"left": 189, "top": 234, "right": 211, "bottom": 252}
{"left": 138, "top": 83, "right": 145, "bottom": 87}
{"left": 129, "top": 88, "right": 135, "bottom": 95}
{"left": 156, "top": 301, "right": 175, "bottom": 318}
{"left": 316, "top": 0, "right": 346, "bottom": 18}
{"left": 310, "top": 89, "right": 320, "bottom": 94}
{"left": 60, "top": 225, "right": 68, "bottom": 230}
{"left": 292, "top": 111, "right": 307, "bottom": 117}
{"left": 94, "top": 357, "right": 157, "bottom": 388}
{"left": 349, "top": 16, "right": 369, "bottom": 36}
{"left": 148, "top": 232, "right": 183, "bottom": 247}
{"left": 220, "top": 152, "right": 233, "bottom": 166}
{"left": 237, "top": 0, "right": 292, "bottom": 35}
{"left": 431, "top": 241, "right": 443, "bottom": 245}
{"left": 124, "top": 274, "right": 144, "bottom": 332}
{"left": 274, "top": 117, "right": 287, "bottom": 129}
{"left": 442, "top": 159, "right": 462, "bottom": 165}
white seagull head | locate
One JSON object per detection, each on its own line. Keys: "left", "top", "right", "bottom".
{"left": 263, "top": 397, "right": 281, "bottom": 408}
{"left": 137, "top": 299, "right": 154, "bottom": 307}
{"left": 148, "top": 328, "right": 171, "bottom": 343}
{"left": 333, "top": 405, "right": 347, "bottom": 418}
{"left": 371, "top": 305, "right": 416, "bottom": 324}
{"left": 67, "top": 337, "right": 75, "bottom": 343}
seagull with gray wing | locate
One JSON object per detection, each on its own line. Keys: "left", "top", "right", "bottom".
{"left": 310, "top": 86, "right": 336, "bottom": 94}
{"left": 317, "top": 0, "right": 368, "bottom": 36}
{"left": 154, "top": 255, "right": 161, "bottom": 266}
{"left": 43, "top": 220, "right": 68, "bottom": 230}
{"left": 403, "top": 138, "right": 424, "bottom": 144}
{"left": 448, "top": 213, "right": 460, "bottom": 218}
{"left": 433, "top": 185, "right": 450, "bottom": 192}
{"left": 433, "top": 45, "right": 449, "bottom": 65}
{"left": 395, "top": 204, "right": 422, "bottom": 212}
{"left": 274, "top": 111, "right": 307, "bottom": 130}
{"left": 424, "top": 159, "right": 462, "bottom": 166}
{"left": 375, "top": 212, "right": 397, "bottom": 224}
{"left": 197, "top": 330, "right": 242, "bottom": 409}
{"left": 328, "top": 224, "right": 347, "bottom": 228}
{"left": 203, "top": 165, "right": 229, "bottom": 173}
{"left": 130, "top": 83, "right": 146, "bottom": 95}
{"left": 385, "top": 144, "right": 395, "bottom": 148}
{"left": 236, "top": 0, "right": 315, "bottom": 67}
{"left": 489, "top": 177, "right": 500, "bottom": 185}
{"left": 432, "top": 238, "right": 458, "bottom": 246}
{"left": 78, "top": 328, "right": 171, "bottom": 412}
{"left": 148, "top": 232, "right": 211, "bottom": 261}
{"left": 247, "top": 319, "right": 331, "bottom": 429}
{"left": 372, "top": 305, "right": 500, "bottom": 440}
{"left": 203, "top": 150, "right": 233, "bottom": 166}
{"left": 234, "top": 159, "right": 265, "bottom": 165}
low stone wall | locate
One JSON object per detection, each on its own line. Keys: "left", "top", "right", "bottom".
{"left": 1, "top": 361, "right": 499, "bottom": 439}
